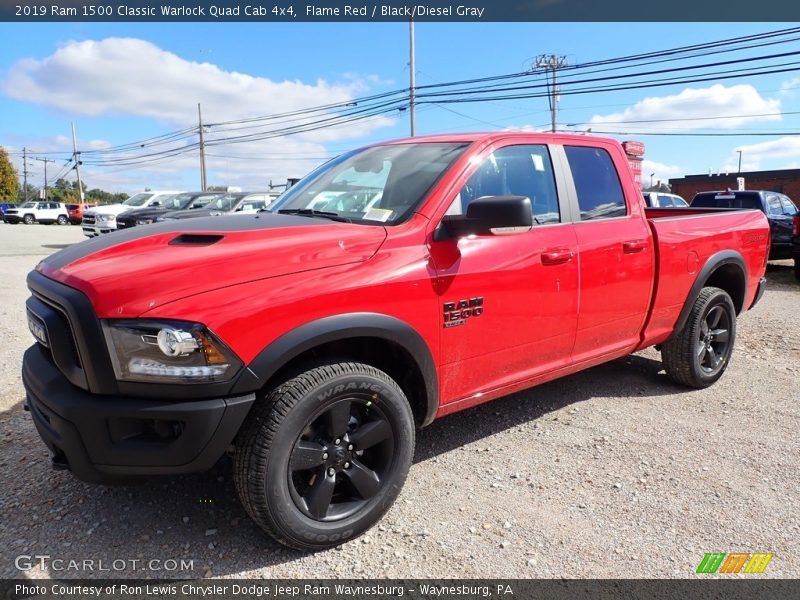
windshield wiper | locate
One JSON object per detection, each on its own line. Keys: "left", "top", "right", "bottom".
{"left": 277, "top": 208, "right": 352, "bottom": 223}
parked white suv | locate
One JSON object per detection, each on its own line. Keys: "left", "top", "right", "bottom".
{"left": 82, "top": 190, "right": 184, "bottom": 237}
{"left": 4, "top": 201, "right": 69, "bottom": 225}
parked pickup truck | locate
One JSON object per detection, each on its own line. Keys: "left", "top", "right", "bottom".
{"left": 691, "top": 190, "right": 798, "bottom": 261}
{"left": 22, "top": 133, "right": 769, "bottom": 550}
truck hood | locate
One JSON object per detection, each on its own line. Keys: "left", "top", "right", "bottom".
{"left": 37, "top": 213, "right": 387, "bottom": 317}
{"left": 85, "top": 203, "right": 138, "bottom": 217}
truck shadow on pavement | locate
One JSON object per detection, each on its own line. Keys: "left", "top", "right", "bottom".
{"left": 1, "top": 352, "right": 685, "bottom": 578}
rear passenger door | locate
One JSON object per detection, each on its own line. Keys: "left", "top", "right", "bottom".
{"left": 561, "top": 144, "right": 654, "bottom": 360}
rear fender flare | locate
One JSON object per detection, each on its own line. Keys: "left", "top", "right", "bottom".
{"left": 670, "top": 250, "right": 747, "bottom": 337}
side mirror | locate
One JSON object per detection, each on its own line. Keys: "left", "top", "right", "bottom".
{"left": 438, "top": 195, "right": 533, "bottom": 239}
{"left": 151, "top": 201, "right": 160, "bottom": 207}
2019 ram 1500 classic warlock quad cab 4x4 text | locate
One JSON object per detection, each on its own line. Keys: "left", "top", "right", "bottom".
{"left": 22, "top": 133, "right": 769, "bottom": 550}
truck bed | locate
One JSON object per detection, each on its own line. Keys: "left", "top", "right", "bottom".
{"left": 638, "top": 207, "right": 770, "bottom": 348}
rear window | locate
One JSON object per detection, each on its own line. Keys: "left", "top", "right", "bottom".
{"left": 65, "top": 204, "right": 78, "bottom": 210}
{"left": 691, "top": 192, "right": 761, "bottom": 209}
{"left": 564, "top": 146, "right": 627, "bottom": 220}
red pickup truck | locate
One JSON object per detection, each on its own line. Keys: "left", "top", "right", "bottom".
{"left": 23, "top": 133, "right": 769, "bottom": 550}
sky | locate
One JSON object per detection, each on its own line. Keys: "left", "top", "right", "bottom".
{"left": 1, "top": 21, "right": 799, "bottom": 194}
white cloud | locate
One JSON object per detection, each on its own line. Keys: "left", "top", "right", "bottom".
{"left": 780, "top": 77, "right": 800, "bottom": 96}
{"left": 641, "top": 159, "right": 684, "bottom": 184}
{"left": 732, "top": 136, "right": 800, "bottom": 165}
{"left": 588, "top": 84, "right": 781, "bottom": 133}
{"left": 2, "top": 38, "right": 396, "bottom": 192}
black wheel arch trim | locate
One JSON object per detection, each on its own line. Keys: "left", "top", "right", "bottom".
{"left": 231, "top": 313, "right": 439, "bottom": 427}
{"left": 670, "top": 250, "right": 748, "bottom": 339}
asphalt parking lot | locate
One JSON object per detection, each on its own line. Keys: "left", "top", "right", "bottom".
{"left": 0, "top": 223, "right": 798, "bottom": 579}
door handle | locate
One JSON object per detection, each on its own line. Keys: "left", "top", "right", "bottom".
{"left": 541, "top": 248, "right": 574, "bottom": 266}
{"left": 622, "top": 239, "right": 648, "bottom": 254}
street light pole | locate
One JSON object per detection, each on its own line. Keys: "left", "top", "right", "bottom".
{"left": 409, "top": 18, "right": 416, "bottom": 137}
{"left": 737, "top": 150, "right": 743, "bottom": 173}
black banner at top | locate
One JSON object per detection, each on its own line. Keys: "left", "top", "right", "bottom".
{"left": 3, "top": 0, "right": 800, "bottom": 22}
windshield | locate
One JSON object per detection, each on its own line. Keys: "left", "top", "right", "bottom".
{"left": 271, "top": 143, "right": 469, "bottom": 224}
{"left": 123, "top": 193, "right": 154, "bottom": 207}
{"left": 186, "top": 194, "right": 222, "bottom": 209}
{"left": 205, "top": 194, "right": 242, "bottom": 211}
{"left": 20, "top": 202, "right": 35, "bottom": 208}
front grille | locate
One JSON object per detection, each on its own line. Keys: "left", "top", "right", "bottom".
{"left": 29, "top": 292, "right": 86, "bottom": 389}
{"left": 26, "top": 271, "right": 118, "bottom": 395}
{"left": 82, "top": 215, "right": 96, "bottom": 226}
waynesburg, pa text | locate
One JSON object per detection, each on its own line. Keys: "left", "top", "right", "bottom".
{"left": 15, "top": 583, "right": 509, "bottom": 598}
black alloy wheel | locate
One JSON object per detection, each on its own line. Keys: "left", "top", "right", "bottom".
{"left": 234, "top": 361, "right": 414, "bottom": 550}
{"left": 288, "top": 397, "right": 394, "bottom": 521}
{"left": 662, "top": 286, "right": 737, "bottom": 388}
{"left": 696, "top": 304, "right": 731, "bottom": 375}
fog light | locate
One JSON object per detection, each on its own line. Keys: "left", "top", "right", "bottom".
{"left": 156, "top": 328, "right": 199, "bottom": 357}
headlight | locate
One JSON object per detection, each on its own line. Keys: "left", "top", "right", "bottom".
{"left": 136, "top": 218, "right": 153, "bottom": 225}
{"left": 156, "top": 216, "right": 175, "bottom": 222}
{"left": 96, "top": 214, "right": 116, "bottom": 223}
{"left": 102, "top": 320, "right": 242, "bottom": 383}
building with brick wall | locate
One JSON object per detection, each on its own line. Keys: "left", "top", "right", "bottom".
{"left": 669, "top": 169, "right": 800, "bottom": 207}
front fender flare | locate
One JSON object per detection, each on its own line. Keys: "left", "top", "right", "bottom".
{"left": 230, "top": 313, "right": 439, "bottom": 427}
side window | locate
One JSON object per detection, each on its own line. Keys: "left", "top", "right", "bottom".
{"left": 657, "top": 195, "right": 675, "bottom": 207}
{"left": 780, "top": 197, "right": 798, "bottom": 216}
{"left": 50, "top": 203, "right": 59, "bottom": 210}
{"left": 564, "top": 146, "right": 627, "bottom": 221}
{"left": 448, "top": 144, "right": 560, "bottom": 224}
{"left": 766, "top": 195, "right": 783, "bottom": 216}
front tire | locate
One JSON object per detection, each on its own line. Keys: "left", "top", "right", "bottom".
{"left": 662, "top": 286, "right": 736, "bottom": 389}
{"left": 234, "top": 361, "right": 415, "bottom": 550}
{"left": 23, "top": 214, "right": 34, "bottom": 225}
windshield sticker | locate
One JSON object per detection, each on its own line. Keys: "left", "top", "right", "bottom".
{"left": 363, "top": 208, "right": 393, "bottom": 222}
{"left": 531, "top": 154, "right": 545, "bottom": 172}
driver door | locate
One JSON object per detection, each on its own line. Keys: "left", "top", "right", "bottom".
{"left": 429, "top": 143, "right": 579, "bottom": 406}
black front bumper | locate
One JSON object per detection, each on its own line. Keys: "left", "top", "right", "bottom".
{"left": 23, "top": 344, "right": 255, "bottom": 483}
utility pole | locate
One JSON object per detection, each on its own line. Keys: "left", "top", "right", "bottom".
{"left": 34, "top": 157, "right": 56, "bottom": 200}
{"left": 71, "top": 122, "right": 85, "bottom": 201}
{"left": 198, "top": 103, "right": 208, "bottom": 191}
{"left": 534, "top": 54, "right": 567, "bottom": 133}
{"left": 409, "top": 18, "right": 416, "bottom": 137}
{"left": 22, "top": 147, "right": 30, "bottom": 202}
{"left": 737, "top": 150, "right": 743, "bottom": 173}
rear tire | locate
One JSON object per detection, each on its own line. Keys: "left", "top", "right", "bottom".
{"left": 662, "top": 286, "right": 736, "bottom": 389}
{"left": 234, "top": 361, "right": 414, "bottom": 550}
{"left": 794, "top": 258, "right": 800, "bottom": 281}
{"left": 57, "top": 215, "right": 68, "bottom": 225}
{"left": 23, "top": 214, "right": 34, "bottom": 225}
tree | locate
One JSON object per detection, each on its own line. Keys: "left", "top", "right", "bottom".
{"left": 17, "top": 183, "right": 39, "bottom": 203}
{"left": 0, "top": 147, "right": 19, "bottom": 203}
